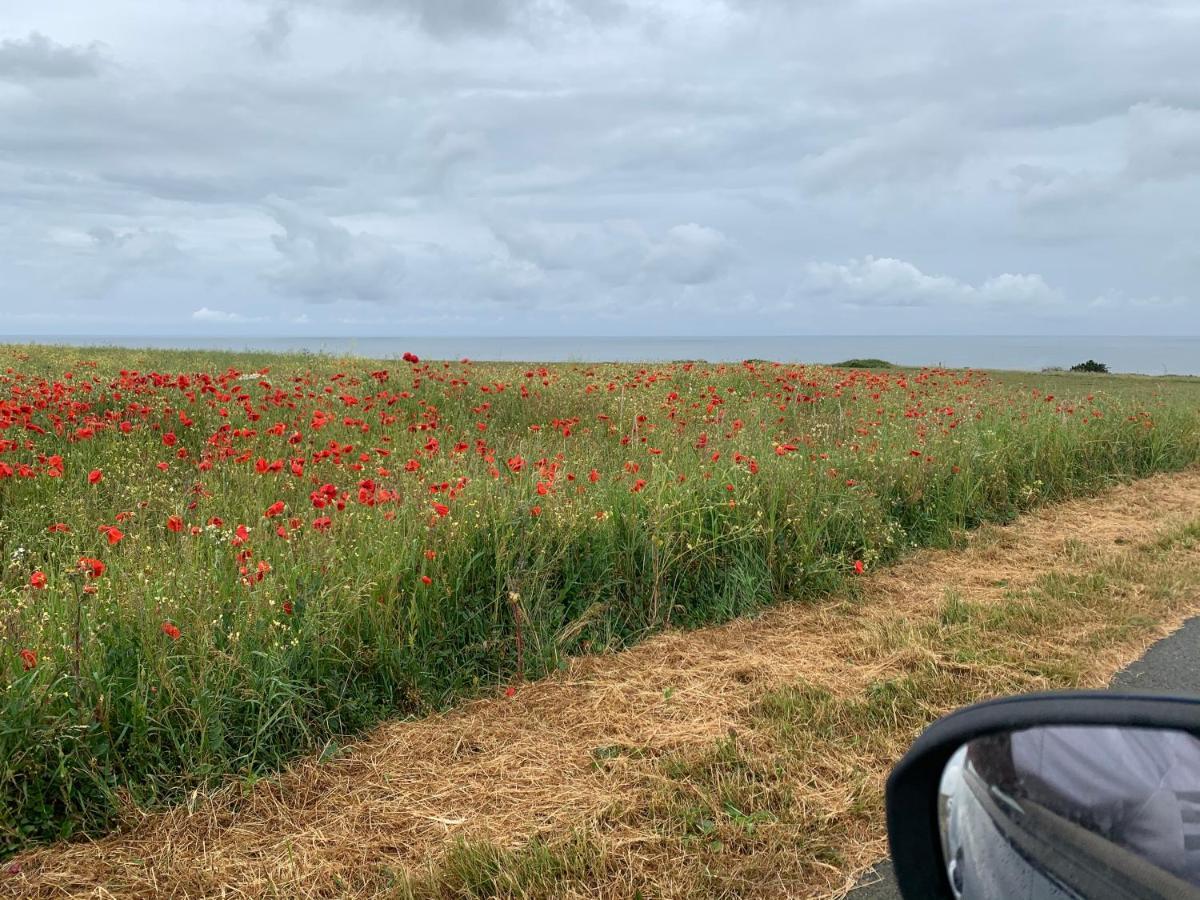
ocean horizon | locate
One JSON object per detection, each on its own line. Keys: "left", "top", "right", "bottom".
{"left": 3, "top": 334, "right": 1198, "bottom": 376}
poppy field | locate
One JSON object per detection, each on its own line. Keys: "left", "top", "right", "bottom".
{"left": 2, "top": 344, "right": 1199, "bottom": 855}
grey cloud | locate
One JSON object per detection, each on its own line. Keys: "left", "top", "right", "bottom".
{"left": 800, "top": 112, "right": 974, "bottom": 191}
{"left": 339, "top": 0, "right": 519, "bottom": 35}
{"left": 412, "top": 119, "right": 488, "bottom": 194}
{"left": 1001, "top": 101, "right": 1200, "bottom": 219}
{"left": 254, "top": 6, "right": 294, "bottom": 55}
{"left": 77, "top": 226, "right": 188, "bottom": 294}
{"left": 99, "top": 168, "right": 343, "bottom": 204}
{"left": 1005, "top": 165, "right": 1117, "bottom": 215}
{"left": 496, "top": 220, "right": 733, "bottom": 286}
{"left": 495, "top": 220, "right": 648, "bottom": 284}
{"left": 265, "top": 198, "right": 406, "bottom": 303}
{"left": 797, "top": 257, "right": 1062, "bottom": 309}
{"left": 646, "top": 224, "right": 734, "bottom": 285}
{"left": 88, "top": 225, "right": 184, "bottom": 261}
{"left": 1125, "top": 102, "right": 1200, "bottom": 182}
{"left": 0, "top": 31, "right": 106, "bottom": 80}
{"left": 302, "top": 0, "right": 627, "bottom": 38}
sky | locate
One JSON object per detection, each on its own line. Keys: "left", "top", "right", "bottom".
{"left": 2, "top": 0, "right": 1199, "bottom": 337}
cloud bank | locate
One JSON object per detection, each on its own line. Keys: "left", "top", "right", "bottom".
{"left": 0, "top": 0, "right": 1197, "bottom": 336}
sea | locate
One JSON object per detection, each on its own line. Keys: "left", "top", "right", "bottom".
{"left": 4, "top": 335, "right": 1199, "bottom": 376}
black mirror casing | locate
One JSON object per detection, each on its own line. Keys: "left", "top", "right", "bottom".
{"left": 885, "top": 691, "right": 1200, "bottom": 899}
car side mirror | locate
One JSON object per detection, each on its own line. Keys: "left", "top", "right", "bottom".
{"left": 886, "top": 692, "right": 1200, "bottom": 899}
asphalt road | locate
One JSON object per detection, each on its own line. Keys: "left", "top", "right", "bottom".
{"left": 846, "top": 615, "right": 1200, "bottom": 899}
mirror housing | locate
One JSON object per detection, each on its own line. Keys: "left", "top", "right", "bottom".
{"left": 886, "top": 691, "right": 1200, "bottom": 899}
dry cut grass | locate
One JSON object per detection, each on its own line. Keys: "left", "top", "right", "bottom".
{"left": 7, "top": 469, "right": 1200, "bottom": 899}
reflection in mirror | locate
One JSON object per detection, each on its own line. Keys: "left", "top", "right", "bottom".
{"left": 938, "top": 726, "right": 1200, "bottom": 899}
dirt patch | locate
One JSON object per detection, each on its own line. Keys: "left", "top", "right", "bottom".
{"left": 7, "top": 470, "right": 1200, "bottom": 899}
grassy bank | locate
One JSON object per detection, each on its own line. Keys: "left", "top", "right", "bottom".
{"left": 1, "top": 344, "right": 1199, "bottom": 854}
{"left": 397, "top": 514, "right": 1200, "bottom": 899}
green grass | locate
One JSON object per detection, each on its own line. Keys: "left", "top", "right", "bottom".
{"left": 1, "top": 343, "right": 1199, "bottom": 855}
{"left": 398, "top": 835, "right": 611, "bottom": 900}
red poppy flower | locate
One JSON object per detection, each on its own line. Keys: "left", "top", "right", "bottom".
{"left": 29, "top": 571, "right": 46, "bottom": 590}
{"left": 166, "top": 515, "right": 183, "bottom": 533}
{"left": 282, "top": 600, "right": 294, "bottom": 615}
{"left": 162, "top": 432, "right": 177, "bottom": 447}
{"left": 48, "top": 523, "right": 71, "bottom": 533}
{"left": 161, "top": 621, "right": 181, "bottom": 641}
{"left": 854, "top": 560, "right": 865, "bottom": 575}
{"left": 631, "top": 479, "right": 647, "bottom": 493}
{"left": 99, "top": 525, "right": 124, "bottom": 545}
{"left": 264, "top": 501, "right": 285, "bottom": 518}
{"left": 432, "top": 501, "right": 450, "bottom": 517}
{"left": 420, "top": 575, "right": 432, "bottom": 585}
{"left": 78, "top": 557, "right": 106, "bottom": 578}
{"left": 19, "top": 649, "right": 37, "bottom": 671}
{"left": 87, "top": 469, "right": 103, "bottom": 484}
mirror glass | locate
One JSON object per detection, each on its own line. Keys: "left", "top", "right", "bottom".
{"left": 938, "top": 725, "right": 1200, "bottom": 899}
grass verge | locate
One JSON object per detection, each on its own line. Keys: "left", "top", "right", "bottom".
{"left": 393, "top": 516, "right": 1200, "bottom": 899}
{"left": 6, "top": 471, "right": 1200, "bottom": 898}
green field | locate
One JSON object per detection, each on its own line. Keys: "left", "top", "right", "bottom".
{"left": 2, "top": 344, "right": 1198, "bottom": 855}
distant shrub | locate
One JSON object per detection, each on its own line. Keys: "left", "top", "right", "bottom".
{"left": 1070, "top": 360, "right": 1110, "bottom": 374}
{"left": 834, "top": 358, "right": 894, "bottom": 369}
{"left": 1041, "top": 366, "right": 1065, "bottom": 373}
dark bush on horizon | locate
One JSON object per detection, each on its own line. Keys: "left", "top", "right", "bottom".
{"left": 1071, "top": 360, "right": 1110, "bottom": 373}
{"left": 834, "top": 358, "right": 894, "bottom": 369}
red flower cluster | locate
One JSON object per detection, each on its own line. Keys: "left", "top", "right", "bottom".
{"left": 1, "top": 350, "right": 1121, "bottom": 680}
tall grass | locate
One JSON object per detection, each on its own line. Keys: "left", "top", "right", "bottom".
{"left": 1, "top": 345, "right": 1198, "bottom": 854}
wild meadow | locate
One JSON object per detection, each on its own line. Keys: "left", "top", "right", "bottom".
{"left": 2, "top": 343, "right": 1199, "bottom": 854}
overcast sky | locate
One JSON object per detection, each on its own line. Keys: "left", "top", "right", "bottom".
{"left": 2, "top": 0, "right": 1199, "bottom": 337}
